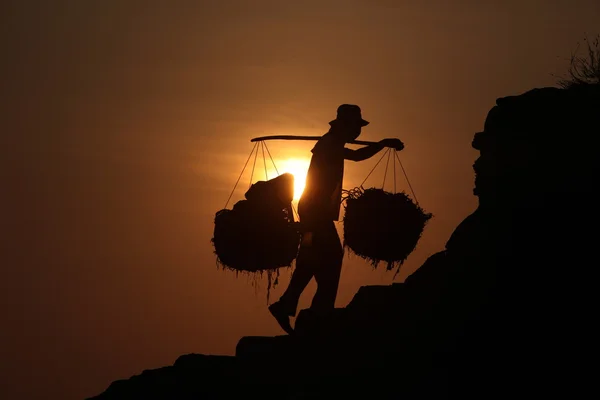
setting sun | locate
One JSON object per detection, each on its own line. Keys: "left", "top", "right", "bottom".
{"left": 278, "top": 158, "right": 310, "bottom": 200}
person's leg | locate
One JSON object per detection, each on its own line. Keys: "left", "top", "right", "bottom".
{"left": 277, "top": 241, "right": 316, "bottom": 316}
{"left": 310, "top": 222, "right": 344, "bottom": 311}
{"left": 269, "top": 234, "right": 316, "bottom": 334}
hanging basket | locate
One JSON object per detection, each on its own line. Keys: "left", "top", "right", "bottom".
{"left": 342, "top": 187, "right": 432, "bottom": 272}
{"left": 341, "top": 148, "right": 432, "bottom": 271}
{"left": 212, "top": 173, "right": 301, "bottom": 272}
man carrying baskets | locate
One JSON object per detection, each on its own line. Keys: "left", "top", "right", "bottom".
{"left": 269, "top": 104, "right": 404, "bottom": 334}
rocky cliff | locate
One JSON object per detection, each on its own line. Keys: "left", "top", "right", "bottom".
{"left": 89, "top": 84, "right": 600, "bottom": 399}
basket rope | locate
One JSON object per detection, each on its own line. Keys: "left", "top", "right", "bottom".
{"left": 357, "top": 148, "right": 419, "bottom": 205}
{"left": 223, "top": 140, "right": 299, "bottom": 220}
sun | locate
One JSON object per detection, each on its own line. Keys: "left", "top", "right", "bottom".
{"left": 278, "top": 158, "right": 310, "bottom": 201}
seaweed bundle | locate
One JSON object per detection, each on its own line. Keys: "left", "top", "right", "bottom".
{"left": 342, "top": 187, "right": 432, "bottom": 272}
{"left": 212, "top": 173, "right": 301, "bottom": 273}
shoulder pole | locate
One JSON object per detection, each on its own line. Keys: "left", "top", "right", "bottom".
{"left": 250, "top": 135, "right": 378, "bottom": 146}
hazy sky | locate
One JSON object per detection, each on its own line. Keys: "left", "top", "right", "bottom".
{"left": 2, "top": 1, "right": 599, "bottom": 399}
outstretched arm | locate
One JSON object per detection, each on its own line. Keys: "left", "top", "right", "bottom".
{"left": 344, "top": 138, "right": 404, "bottom": 162}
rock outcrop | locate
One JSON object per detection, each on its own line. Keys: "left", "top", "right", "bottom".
{"left": 89, "top": 84, "right": 600, "bottom": 399}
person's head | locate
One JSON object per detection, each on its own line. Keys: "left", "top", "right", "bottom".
{"left": 329, "top": 104, "right": 369, "bottom": 142}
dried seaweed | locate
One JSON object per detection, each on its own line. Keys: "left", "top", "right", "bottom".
{"left": 212, "top": 174, "right": 301, "bottom": 274}
{"left": 342, "top": 187, "right": 432, "bottom": 272}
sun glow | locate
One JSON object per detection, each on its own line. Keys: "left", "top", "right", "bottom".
{"left": 278, "top": 158, "right": 310, "bottom": 201}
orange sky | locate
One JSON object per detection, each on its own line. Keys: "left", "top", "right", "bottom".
{"left": 2, "top": 1, "right": 599, "bottom": 399}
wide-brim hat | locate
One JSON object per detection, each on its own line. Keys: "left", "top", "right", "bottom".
{"left": 329, "top": 104, "right": 370, "bottom": 127}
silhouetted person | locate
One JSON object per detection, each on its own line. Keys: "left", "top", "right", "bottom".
{"left": 269, "top": 104, "right": 404, "bottom": 334}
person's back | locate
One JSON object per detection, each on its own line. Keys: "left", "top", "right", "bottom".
{"left": 298, "top": 131, "right": 346, "bottom": 228}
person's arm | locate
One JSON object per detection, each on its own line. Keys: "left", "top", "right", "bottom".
{"left": 344, "top": 138, "right": 404, "bottom": 162}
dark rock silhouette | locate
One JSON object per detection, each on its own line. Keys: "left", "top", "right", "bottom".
{"left": 88, "top": 84, "right": 599, "bottom": 399}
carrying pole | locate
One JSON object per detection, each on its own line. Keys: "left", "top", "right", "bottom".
{"left": 250, "top": 135, "right": 378, "bottom": 146}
